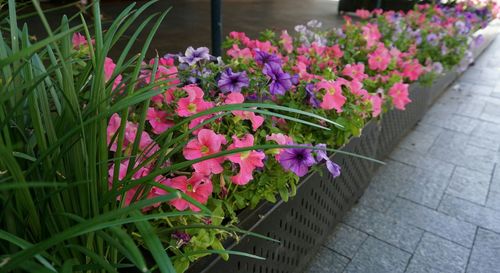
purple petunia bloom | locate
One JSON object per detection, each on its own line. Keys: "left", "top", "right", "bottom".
{"left": 263, "top": 63, "right": 292, "bottom": 96}
{"left": 179, "top": 46, "right": 211, "bottom": 66}
{"left": 426, "top": 33, "right": 439, "bottom": 46}
{"left": 432, "top": 62, "right": 444, "bottom": 74}
{"left": 279, "top": 147, "right": 316, "bottom": 177}
{"left": 305, "top": 83, "right": 320, "bottom": 108}
{"left": 254, "top": 50, "right": 282, "bottom": 66}
{"left": 172, "top": 231, "right": 191, "bottom": 246}
{"left": 315, "top": 144, "right": 341, "bottom": 178}
{"left": 218, "top": 68, "right": 250, "bottom": 93}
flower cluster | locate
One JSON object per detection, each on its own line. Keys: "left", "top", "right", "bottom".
{"left": 69, "top": 2, "right": 495, "bottom": 272}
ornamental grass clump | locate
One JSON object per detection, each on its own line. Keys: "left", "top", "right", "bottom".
{"left": 0, "top": 0, "right": 496, "bottom": 272}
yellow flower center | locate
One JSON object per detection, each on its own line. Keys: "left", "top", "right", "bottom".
{"left": 188, "top": 103, "right": 197, "bottom": 113}
{"left": 240, "top": 151, "right": 250, "bottom": 160}
{"left": 201, "top": 145, "right": 209, "bottom": 154}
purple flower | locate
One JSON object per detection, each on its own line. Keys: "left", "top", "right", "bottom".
{"left": 305, "top": 83, "right": 320, "bottom": 108}
{"left": 263, "top": 63, "right": 292, "bottom": 96}
{"left": 426, "top": 33, "right": 439, "bottom": 46}
{"left": 179, "top": 46, "right": 211, "bottom": 66}
{"left": 307, "top": 19, "right": 322, "bottom": 28}
{"left": 254, "top": 50, "right": 282, "bottom": 66}
{"left": 432, "top": 62, "right": 444, "bottom": 74}
{"left": 172, "top": 231, "right": 191, "bottom": 246}
{"left": 279, "top": 146, "right": 316, "bottom": 177}
{"left": 315, "top": 144, "right": 341, "bottom": 178}
{"left": 218, "top": 68, "right": 249, "bottom": 93}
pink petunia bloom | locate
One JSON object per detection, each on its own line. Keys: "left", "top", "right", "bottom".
{"left": 104, "top": 57, "right": 123, "bottom": 90}
{"left": 280, "top": 30, "right": 294, "bottom": 54}
{"left": 401, "top": 59, "right": 423, "bottom": 81}
{"left": 183, "top": 129, "right": 227, "bottom": 175}
{"left": 146, "top": 108, "right": 174, "bottom": 134}
{"left": 342, "top": 63, "right": 368, "bottom": 81}
{"left": 108, "top": 159, "right": 153, "bottom": 208}
{"left": 107, "top": 113, "right": 122, "bottom": 152}
{"left": 176, "top": 85, "right": 214, "bottom": 117}
{"left": 226, "top": 134, "right": 265, "bottom": 185}
{"left": 227, "top": 44, "right": 253, "bottom": 60}
{"left": 370, "top": 94, "right": 383, "bottom": 117}
{"left": 123, "top": 122, "right": 159, "bottom": 156}
{"left": 316, "top": 80, "right": 347, "bottom": 113}
{"left": 362, "top": 23, "right": 382, "bottom": 48}
{"left": 356, "top": 9, "right": 372, "bottom": 19}
{"left": 143, "top": 57, "right": 180, "bottom": 105}
{"left": 266, "top": 133, "right": 294, "bottom": 160}
{"left": 165, "top": 173, "right": 213, "bottom": 212}
{"left": 368, "top": 44, "right": 391, "bottom": 71}
{"left": 389, "top": 82, "right": 412, "bottom": 110}
{"left": 72, "top": 33, "right": 93, "bottom": 49}
{"left": 224, "top": 93, "right": 265, "bottom": 131}
{"left": 349, "top": 80, "right": 370, "bottom": 99}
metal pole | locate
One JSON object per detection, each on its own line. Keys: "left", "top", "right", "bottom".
{"left": 211, "top": 0, "right": 222, "bottom": 56}
{"left": 376, "top": 0, "right": 382, "bottom": 9}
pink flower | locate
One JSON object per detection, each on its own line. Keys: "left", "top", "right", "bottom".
{"left": 146, "top": 108, "right": 174, "bottom": 134}
{"left": 176, "top": 85, "right": 214, "bottom": 117}
{"left": 104, "top": 57, "right": 123, "bottom": 90}
{"left": 342, "top": 63, "right": 368, "bottom": 81}
{"left": 266, "top": 133, "right": 294, "bottom": 160}
{"left": 370, "top": 94, "right": 383, "bottom": 117}
{"left": 226, "top": 134, "right": 265, "bottom": 185}
{"left": 183, "top": 129, "right": 227, "bottom": 175}
{"left": 224, "top": 93, "right": 265, "bottom": 131}
{"left": 165, "top": 173, "right": 213, "bottom": 212}
{"left": 362, "top": 23, "right": 382, "bottom": 48}
{"left": 280, "top": 30, "right": 294, "bottom": 54}
{"left": 401, "top": 59, "right": 423, "bottom": 81}
{"left": 349, "top": 80, "right": 369, "bottom": 99}
{"left": 72, "top": 33, "right": 92, "bottom": 48}
{"left": 123, "top": 122, "right": 159, "bottom": 156}
{"left": 316, "top": 80, "right": 347, "bottom": 113}
{"left": 368, "top": 44, "right": 391, "bottom": 71}
{"left": 227, "top": 44, "right": 253, "bottom": 60}
{"left": 107, "top": 113, "right": 122, "bottom": 151}
{"left": 143, "top": 57, "right": 180, "bottom": 105}
{"left": 356, "top": 9, "right": 372, "bottom": 19}
{"left": 108, "top": 159, "right": 153, "bottom": 208}
{"left": 389, "top": 82, "right": 411, "bottom": 110}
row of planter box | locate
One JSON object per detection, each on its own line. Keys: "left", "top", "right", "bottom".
{"left": 187, "top": 24, "right": 498, "bottom": 273}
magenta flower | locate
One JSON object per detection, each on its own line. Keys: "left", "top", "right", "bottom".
{"left": 218, "top": 68, "right": 250, "bottom": 93}
{"left": 226, "top": 134, "right": 265, "bottom": 185}
{"left": 389, "top": 82, "right": 411, "bottom": 110}
{"left": 165, "top": 173, "right": 213, "bottom": 212}
{"left": 263, "top": 62, "right": 292, "bottom": 96}
{"left": 279, "top": 146, "right": 316, "bottom": 177}
{"left": 342, "top": 63, "right": 368, "bottom": 81}
{"left": 183, "top": 129, "right": 227, "bottom": 175}
{"left": 176, "top": 85, "right": 214, "bottom": 117}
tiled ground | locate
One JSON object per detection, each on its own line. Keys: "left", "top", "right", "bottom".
{"left": 306, "top": 33, "right": 500, "bottom": 273}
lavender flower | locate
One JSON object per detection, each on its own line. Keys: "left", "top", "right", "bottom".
{"left": 307, "top": 19, "right": 322, "bottom": 28}
{"left": 305, "top": 83, "right": 320, "bottom": 108}
{"left": 315, "top": 144, "right": 341, "bottom": 178}
{"left": 426, "top": 33, "right": 439, "bottom": 46}
{"left": 179, "top": 46, "right": 211, "bottom": 66}
{"left": 263, "top": 63, "right": 292, "bottom": 95}
{"left": 432, "top": 62, "right": 444, "bottom": 74}
{"left": 254, "top": 50, "right": 282, "bottom": 66}
{"left": 217, "top": 68, "right": 249, "bottom": 93}
{"left": 279, "top": 147, "right": 316, "bottom": 177}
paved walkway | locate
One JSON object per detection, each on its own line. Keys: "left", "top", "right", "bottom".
{"left": 306, "top": 36, "right": 500, "bottom": 273}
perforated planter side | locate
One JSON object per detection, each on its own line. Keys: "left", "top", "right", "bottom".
{"left": 427, "top": 70, "right": 459, "bottom": 105}
{"left": 376, "top": 83, "right": 430, "bottom": 160}
{"left": 188, "top": 121, "right": 380, "bottom": 273}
